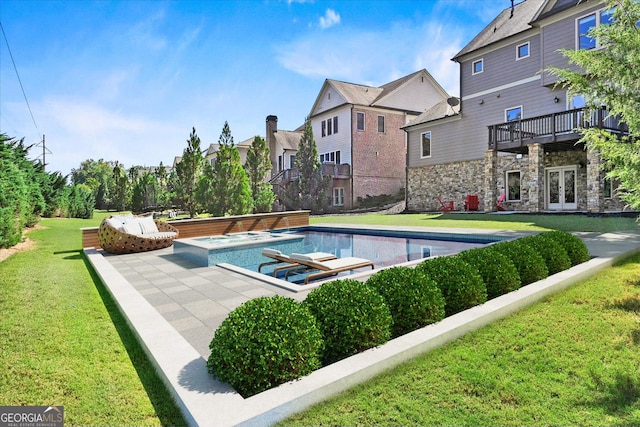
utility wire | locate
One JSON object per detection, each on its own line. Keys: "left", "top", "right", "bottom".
{"left": 0, "top": 20, "right": 41, "bottom": 141}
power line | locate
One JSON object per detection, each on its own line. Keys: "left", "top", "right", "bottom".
{"left": 0, "top": 20, "right": 41, "bottom": 141}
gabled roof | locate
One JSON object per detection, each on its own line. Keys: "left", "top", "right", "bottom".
{"left": 532, "top": 0, "right": 583, "bottom": 22}
{"left": 402, "top": 98, "right": 461, "bottom": 129}
{"left": 310, "top": 69, "right": 448, "bottom": 116}
{"left": 274, "top": 130, "right": 303, "bottom": 151}
{"left": 452, "top": 0, "right": 546, "bottom": 61}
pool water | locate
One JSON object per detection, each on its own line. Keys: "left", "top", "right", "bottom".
{"left": 174, "top": 227, "right": 502, "bottom": 283}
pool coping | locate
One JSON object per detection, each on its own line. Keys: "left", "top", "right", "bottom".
{"left": 84, "top": 227, "right": 640, "bottom": 427}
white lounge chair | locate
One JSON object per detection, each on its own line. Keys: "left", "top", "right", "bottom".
{"left": 286, "top": 253, "right": 374, "bottom": 284}
{"left": 258, "top": 248, "right": 336, "bottom": 276}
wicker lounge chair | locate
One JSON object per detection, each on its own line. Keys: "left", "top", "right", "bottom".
{"left": 98, "top": 214, "right": 179, "bottom": 254}
{"left": 285, "top": 253, "right": 374, "bottom": 284}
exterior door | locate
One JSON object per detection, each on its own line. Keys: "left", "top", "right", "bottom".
{"left": 546, "top": 166, "right": 577, "bottom": 210}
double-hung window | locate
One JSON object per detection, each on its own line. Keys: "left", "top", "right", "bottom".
{"left": 321, "top": 121, "right": 326, "bottom": 137}
{"left": 421, "top": 131, "right": 431, "bottom": 158}
{"left": 327, "top": 118, "right": 333, "bottom": 135}
{"left": 377, "top": 115, "right": 385, "bottom": 133}
{"left": 577, "top": 8, "right": 614, "bottom": 50}
{"left": 333, "top": 116, "right": 338, "bottom": 134}
{"left": 506, "top": 171, "right": 521, "bottom": 201}
{"left": 356, "top": 112, "right": 365, "bottom": 131}
{"left": 333, "top": 188, "right": 344, "bottom": 206}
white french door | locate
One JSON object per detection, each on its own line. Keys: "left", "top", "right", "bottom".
{"left": 546, "top": 166, "right": 577, "bottom": 210}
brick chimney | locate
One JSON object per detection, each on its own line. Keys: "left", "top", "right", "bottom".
{"left": 266, "top": 115, "right": 278, "bottom": 176}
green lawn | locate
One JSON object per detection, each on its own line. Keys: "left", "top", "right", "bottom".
{"left": 281, "top": 252, "right": 640, "bottom": 426}
{"left": 0, "top": 211, "right": 637, "bottom": 426}
{"left": 312, "top": 212, "right": 639, "bottom": 232}
{"left": 0, "top": 212, "right": 185, "bottom": 426}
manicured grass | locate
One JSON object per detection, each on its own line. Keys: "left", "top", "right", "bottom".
{"left": 281, "top": 253, "right": 640, "bottom": 426}
{"left": 311, "top": 212, "right": 639, "bottom": 232}
{"left": 0, "top": 213, "right": 185, "bottom": 426}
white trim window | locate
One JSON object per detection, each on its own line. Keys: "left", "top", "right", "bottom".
{"left": 421, "top": 131, "right": 431, "bottom": 158}
{"left": 333, "top": 116, "right": 338, "bottom": 134}
{"left": 327, "top": 117, "right": 333, "bottom": 135}
{"left": 576, "top": 8, "right": 614, "bottom": 50}
{"left": 320, "top": 150, "right": 341, "bottom": 164}
{"left": 506, "top": 170, "right": 521, "bottom": 201}
{"left": 377, "top": 115, "right": 385, "bottom": 133}
{"left": 333, "top": 187, "right": 344, "bottom": 206}
{"left": 472, "top": 58, "right": 483, "bottom": 75}
{"left": 356, "top": 112, "right": 365, "bottom": 131}
{"left": 516, "top": 42, "right": 530, "bottom": 60}
{"left": 505, "top": 106, "right": 523, "bottom": 122}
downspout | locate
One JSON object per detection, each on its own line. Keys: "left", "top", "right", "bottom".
{"left": 403, "top": 126, "right": 409, "bottom": 213}
{"left": 350, "top": 105, "right": 355, "bottom": 210}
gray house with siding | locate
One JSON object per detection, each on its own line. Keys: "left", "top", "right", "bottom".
{"left": 404, "top": 0, "right": 626, "bottom": 213}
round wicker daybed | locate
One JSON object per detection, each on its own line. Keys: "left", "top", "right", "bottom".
{"left": 98, "top": 214, "right": 179, "bottom": 255}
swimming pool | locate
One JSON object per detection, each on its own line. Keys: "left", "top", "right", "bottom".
{"left": 173, "top": 226, "right": 506, "bottom": 284}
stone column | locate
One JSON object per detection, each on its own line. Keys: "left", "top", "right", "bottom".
{"left": 484, "top": 150, "right": 498, "bottom": 212}
{"left": 528, "top": 144, "right": 545, "bottom": 212}
{"left": 586, "top": 148, "right": 604, "bottom": 213}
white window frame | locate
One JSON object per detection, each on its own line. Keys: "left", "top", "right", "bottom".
{"left": 377, "top": 115, "right": 385, "bottom": 133}
{"left": 505, "top": 106, "right": 523, "bottom": 122}
{"left": 576, "top": 8, "right": 614, "bottom": 50}
{"left": 327, "top": 117, "right": 333, "bottom": 135}
{"left": 420, "top": 131, "right": 432, "bottom": 159}
{"left": 472, "top": 58, "right": 483, "bottom": 75}
{"left": 333, "top": 116, "right": 338, "bottom": 134}
{"left": 516, "top": 42, "right": 530, "bottom": 60}
{"left": 333, "top": 187, "right": 344, "bottom": 206}
{"left": 506, "top": 170, "right": 522, "bottom": 202}
{"left": 356, "top": 112, "right": 365, "bottom": 131}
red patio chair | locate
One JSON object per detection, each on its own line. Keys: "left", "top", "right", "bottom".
{"left": 464, "top": 195, "right": 479, "bottom": 211}
{"left": 437, "top": 197, "right": 454, "bottom": 212}
{"left": 497, "top": 192, "right": 506, "bottom": 211}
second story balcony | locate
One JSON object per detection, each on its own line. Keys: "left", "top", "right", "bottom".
{"left": 488, "top": 107, "right": 628, "bottom": 153}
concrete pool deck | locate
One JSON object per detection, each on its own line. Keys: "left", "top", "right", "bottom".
{"left": 84, "top": 225, "right": 640, "bottom": 426}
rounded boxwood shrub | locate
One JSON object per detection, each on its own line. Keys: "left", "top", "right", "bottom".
{"left": 543, "top": 230, "right": 590, "bottom": 266}
{"left": 416, "top": 256, "right": 487, "bottom": 316}
{"left": 366, "top": 266, "right": 445, "bottom": 338}
{"left": 207, "top": 295, "right": 323, "bottom": 397}
{"left": 489, "top": 239, "right": 548, "bottom": 285}
{"left": 519, "top": 234, "right": 572, "bottom": 275}
{"left": 456, "top": 247, "right": 521, "bottom": 299}
{"left": 303, "top": 279, "right": 392, "bottom": 365}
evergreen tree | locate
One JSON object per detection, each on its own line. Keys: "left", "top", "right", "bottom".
{"left": 548, "top": 0, "right": 640, "bottom": 211}
{"left": 111, "top": 163, "right": 129, "bottom": 212}
{"left": 174, "top": 127, "right": 205, "bottom": 218}
{"left": 293, "top": 117, "right": 329, "bottom": 213}
{"left": 154, "top": 162, "right": 171, "bottom": 211}
{"left": 199, "top": 122, "right": 253, "bottom": 216}
{"left": 245, "top": 135, "right": 276, "bottom": 213}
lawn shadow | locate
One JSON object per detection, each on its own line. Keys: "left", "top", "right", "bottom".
{"left": 81, "top": 253, "right": 187, "bottom": 426}
{"left": 584, "top": 370, "right": 640, "bottom": 424}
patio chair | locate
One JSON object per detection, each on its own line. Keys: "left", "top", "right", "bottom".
{"left": 98, "top": 214, "right": 179, "bottom": 254}
{"left": 497, "top": 192, "right": 506, "bottom": 211}
{"left": 258, "top": 248, "right": 336, "bottom": 276}
{"left": 464, "top": 194, "right": 479, "bottom": 211}
{"left": 437, "top": 196, "right": 454, "bottom": 212}
{"left": 285, "top": 253, "right": 374, "bottom": 284}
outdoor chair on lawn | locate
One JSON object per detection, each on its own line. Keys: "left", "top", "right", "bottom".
{"left": 497, "top": 192, "right": 506, "bottom": 211}
{"left": 437, "top": 196, "right": 454, "bottom": 213}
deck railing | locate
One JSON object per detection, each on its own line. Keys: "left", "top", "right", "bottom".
{"left": 270, "top": 163, "right": 351, "bottom": 184}
{"left": 488, "top": 107, "right": 626, "bottom": 151}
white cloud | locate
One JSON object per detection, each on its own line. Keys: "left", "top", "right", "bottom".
{"left": 276, "top": 19, "right": 466, "bottom": 95}
{"left": 319, "top": 9, "right": 341, "bottom": 29}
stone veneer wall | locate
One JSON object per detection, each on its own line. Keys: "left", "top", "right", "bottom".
{"left": 407, "top": 159, "right": 485, "bottom": 212}
{"left": 409, "top": 148, "right": 625, "bottom": 213}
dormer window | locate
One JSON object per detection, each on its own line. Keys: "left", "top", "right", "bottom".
{"left": 472, "top": 59, "right": 483, "bottom": 75}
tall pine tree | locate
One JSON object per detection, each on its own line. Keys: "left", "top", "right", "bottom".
{"left": 245, "top": 135, "right": 276, "bottom": 213}
{"left": 293, "top": 117, "right": 329, "bottom": 213}
{"left": 199, "top": 122, "right": 253, "bottom": 216}
{"left": 173, "top": 127, "right": 205, "bottom": 218}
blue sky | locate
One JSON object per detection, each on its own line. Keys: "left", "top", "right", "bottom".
{"left": 1, "top": 0, "right": 511, "bottom": 177}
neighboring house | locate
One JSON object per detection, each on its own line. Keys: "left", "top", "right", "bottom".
{"left": 308, "top": 69, "right": 451, "bottom": 210}
{"left": 270, "top": 70, "right": 451, "bottom": 211}
{"left": 403, "top": 0, "right": 627, "bottom": 213}
{"left": 204, "top": 137, "right": 253, "bottom": 167}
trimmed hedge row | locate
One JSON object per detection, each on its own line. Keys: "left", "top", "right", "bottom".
{"left": 206, "top": 231, "right": 590, "bottom": 397}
